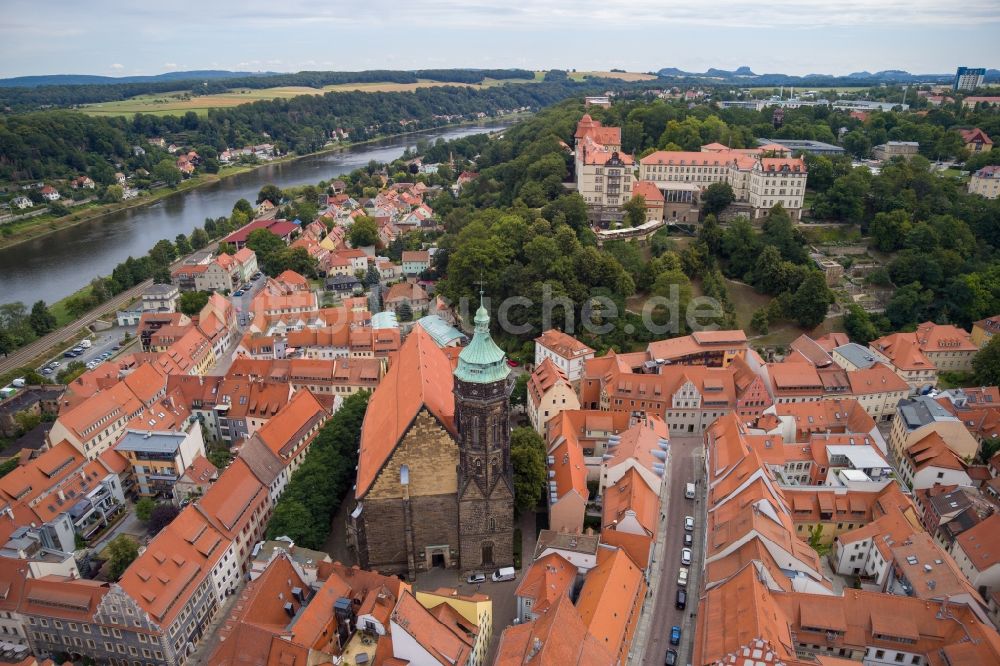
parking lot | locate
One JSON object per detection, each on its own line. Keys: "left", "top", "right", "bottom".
{"left": 40, "top": 324, "right": 136, "bottom": 378}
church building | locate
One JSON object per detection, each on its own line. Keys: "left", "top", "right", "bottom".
{"left": 347, "top": 301, "right": 515, "bottom": 578}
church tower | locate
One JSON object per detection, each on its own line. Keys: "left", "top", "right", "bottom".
{"left": 453, "top": 298, "right": 514, "bottom": 571}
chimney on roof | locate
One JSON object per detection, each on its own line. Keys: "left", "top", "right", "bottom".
{"left": 527, "top": 637, "right": 544, "bottom": 660}
{"left": 283, "top": 602, "right": 295, "bottom": 618}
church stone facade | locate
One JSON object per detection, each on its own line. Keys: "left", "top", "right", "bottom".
{"left": 347, "top": 302, "right": 514, "bottom": 579}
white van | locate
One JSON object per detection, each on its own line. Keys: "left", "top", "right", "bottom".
{"left": 685, "top": 483, "right": 696, "bottom": 500}
{"left": 491, "top": 566, "right": 516, "bottom": 582}
{"left": 79, "top": 339, "right": 92, "bottom": 349}
{"left": 11, "top": 378, "right": 25, "bottom": 388}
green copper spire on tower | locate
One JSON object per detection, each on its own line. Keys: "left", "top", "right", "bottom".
{"left": 454, "top": 294, "right": 511, "bottom": 384}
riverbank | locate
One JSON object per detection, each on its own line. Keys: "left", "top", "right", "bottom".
{"left": 0, "top": 115, "right": 523, "bottom": 251}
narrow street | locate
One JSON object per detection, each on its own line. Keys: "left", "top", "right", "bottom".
{"left": 632, "top": 435, "right": 705, "bottom": 666}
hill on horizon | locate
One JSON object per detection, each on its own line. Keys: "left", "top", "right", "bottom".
{"left": 0, "top": 70, "right": 278, "bottom": 88}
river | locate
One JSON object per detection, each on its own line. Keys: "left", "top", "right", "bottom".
{"left": 0, "top": 122, "right": 510, "bottom": 307}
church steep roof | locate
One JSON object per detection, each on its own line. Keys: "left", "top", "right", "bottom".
{"left": 356, "top": 326, "right": 456, "bottom": 496}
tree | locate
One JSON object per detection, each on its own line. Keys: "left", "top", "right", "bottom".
{"left": 257, "top": 184, "right": 283, "bottom": 205}
{"left": 844, "top": 305, "right": 879, "bottom": 345}
{"left": 179, "top": 291, "right": 210, "bottom": 316}
{"left": 622, "top": 195, "right": 647, "bottom": 228}
{"left": 174, "top": 233, "right": 192, "bottom": 256}
{"left": 0, "top": 457, "right": 19, "bottom": 479}
{"left": 510, "top": 427, "right": 546, "bottom": 514}
{"left": 102, "top": 184, "right": 124, "bottom": 203}
{"left": 973, "top": 336, "right": 1000, "bottom": 387}
{"left": 349, "top": 216, "right": 379, "bottom": 248}
{"left": 789, "top": 271, "right": 834, "bottom": 328}
{"left": 886, "top": 282, "right": 932, "bottom": 328}
{"left": 13, "top": 410, "right": 41, "bottom": 435}
{"left": 869, "top": 210, "right": 911, "bottom": 252}
{"left": 750, "top": 308, "right": 769, "bottom": 335}
{"left": 190, "top": 227, "right": 210, "bottom": 250}
{"left": 56, "top": 361, "right": 86, "bottom": 384}
{"left": 147, "top": 503, "right": 180, "bottom": 535}
{"left": 841, "top": 130, "right": 871, "bottom": 159}
{"left": 701, "top": 182, "right": 734, "bottom": 216}
{"left": 246, "top": 227, "right": 285, "bottom": 257}
{"left": 153, "top": 159, "right": 181, "bottom": 186}
{"left": 266, "top": 501, "right": 321, "bottom": 546}
{"left": 29, "top": 301, "right": 56, "bottom": 336}
{"left": 397, "top": 302, "right": 413, "bottom": 322}
{"left": 510, "top": 373, "right": 530, "bottom": 410}
{"left": 135, "top": 497, "right": 156, "bottom": 522}
{"left": 106, "top": 535, "right": 139, "bottom": 580}
{"left": 149, "top": 239, "right": 177, "bottom": 266}
{"left": 233, "top": 198, "right": 254, "bottom": 216}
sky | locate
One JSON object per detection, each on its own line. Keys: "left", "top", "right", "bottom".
{"left": 2, "top": 1, "right": 999, "bottom": 79}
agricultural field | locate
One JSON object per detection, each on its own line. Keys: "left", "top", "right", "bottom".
{"left": 568, "top": 71, "right": 658, "bottom": 82}
{"left": 78, "top": 77, "right": 536, "bottom": 117}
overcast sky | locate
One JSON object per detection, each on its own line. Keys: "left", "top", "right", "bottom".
{"left": 2, "top": 1, "right": 998, "bottom": 79}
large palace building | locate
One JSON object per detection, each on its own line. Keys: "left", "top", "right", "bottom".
{"left": 347, "top": 300, "right": 515, "bottom": 578}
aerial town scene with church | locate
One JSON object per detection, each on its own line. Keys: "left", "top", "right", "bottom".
{"left": 2, "top": 4, "right": 1000, "bottom": 665}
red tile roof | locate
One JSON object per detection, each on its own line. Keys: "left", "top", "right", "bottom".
{"left": 575, "top": 548, "right": 646, "bottom": 664}
{"left": 495, "top": 593, "right": 612, "bottom": 666}
{"left": 356, "top": 326, "right": 455, "bottom": 496}
{"left": 536, "top": 330, "right": 594, "bottom": 359}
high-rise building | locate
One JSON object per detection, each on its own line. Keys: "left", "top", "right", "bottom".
{"left": 954, "top": 66, "right": 986, "bottom": 91}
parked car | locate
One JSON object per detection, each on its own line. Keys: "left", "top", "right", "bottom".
{"left": 684, "top": 516, "right": 695, "bottom": 531}
{"left": 48, "top": 361, "right": 60, "bottom": 369}
{"left": 466, "top": 572, "right": 486, "bottom": 585}
{"left": 676, "top": 588, "right": 687, "bottom": 610}
{"left": 63, "top": 350, "right": 77, "bottom": 358}
{"left": 506, "top": 359, "right": 519, "bottom": 367}
{"left": 677, "top": 567, "right": 688, "bottom": 587}
{"left": 492, "top": 567, "right": 516, "bottom": 582}
{"left": 40, "top": 367, "right": 53, "bottom": 375}
{"left": 665, "top": 649, "right": 677, "bottom": 666}
{"left": 670, "top": 625, "right": 681, "bottom": 646}
{"left": 683, "top": 533, "right": 693, "bottom": 547}
{"left": 71, "top": 346, "right": 84, "bottom": 354}
{"left": 233, "top": 290, "right": 244, "bottom": 297}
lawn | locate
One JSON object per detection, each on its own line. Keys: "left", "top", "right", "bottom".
{"left": 78, "top": 77, "right": 537, "bottom": 117}
{"left": 724, "top": 278, "right": 846, "bottom": 347}
{"left": 799, "top": 224, "right": 864, "bottom": 245}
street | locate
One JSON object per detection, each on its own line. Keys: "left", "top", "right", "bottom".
{"left": 634, "top": 434, "right": 705, "bottom": 666}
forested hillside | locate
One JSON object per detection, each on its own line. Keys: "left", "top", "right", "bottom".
{"left": 427, "top": 97, "right": 1000, "bottom": 353}
{"left": 0, "top": 69, "right": 537, "bottom": 110}
{"left": 0, "top": 80, "right": 593, "bottom": 184}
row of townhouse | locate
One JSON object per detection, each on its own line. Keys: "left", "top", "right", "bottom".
{"left": 206, "top": 551, "right": 491, "bottom": 666}
{"left": 868, "top": 321, "right": 981, "bottom": 392}
{"left": 170, "top": 248, "right": 258, "bottom": 293}
{"left": 15, "top": 388, "right": 329, "bottom": 666}
{"left": 693, "top": 412, "right": 1000, "bottom": 666}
